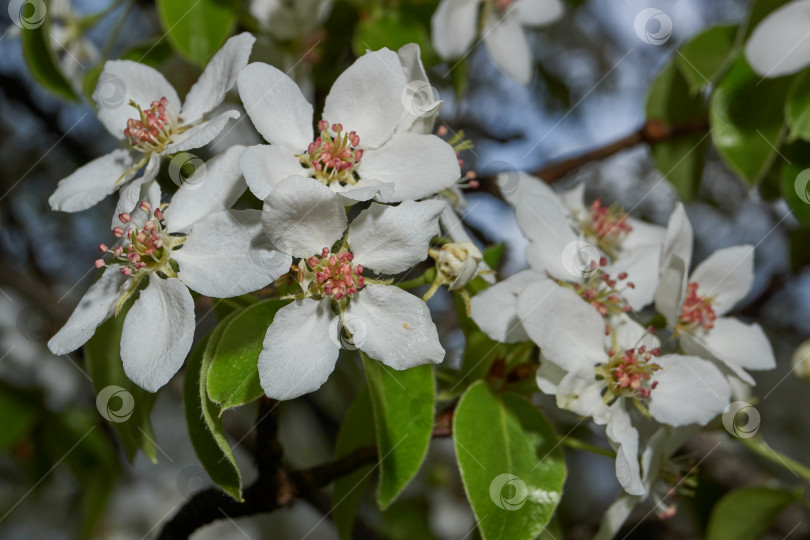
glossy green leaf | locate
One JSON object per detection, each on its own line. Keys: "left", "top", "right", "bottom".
{"left": 786, "top": 69, "right": 810, "bottom": 142}
{"left": 710, "top": 55, "right": 792, "bottom": 186}
{"left": 381, "top": 497, "right": 438, "bottom": 540}
{"left": 362, "top": 355, "right": 434, "bottom": 509}
{"left": 454, "top": 381, "right": 566, "bottom": 540}
{"left": 155, "top": 0, "right": 236, "bottom": 67}
{"left": 706, "top": 486, "right": 801, "bottom": 540}
{"left": 20, "top": 2, "right": 79, "bottom": 102}
{"left": 675, "top": 24, "right": 738, "bottom": 94}
{"left": 333, "top": 386, "right": 376, "bottom": 540}
{"left": 207, "top": 299, "right": 288, "bottom": 411}
{"left": 351, "top": 12, "right": 426, "bottom": 58}
{"left": 776, "top": 141, "right": 810, "bottom": 224}
{"left": 646, "top": 60, "right": 708, "bottom": 201}
{"left": 120, "top": 39, "right": 174, "bottom": 68}
{"left": 184, "top": 323, "right": 243, "bottom": 501}
{"left": 84, "top": 301, "right": 158, "bottom": 463}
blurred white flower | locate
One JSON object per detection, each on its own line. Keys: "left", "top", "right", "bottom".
{"left": 745, "top": 0, "right": 810, "bottom": 77}
{"left": 250, "top": 0, "right": 332, "bottom": 41}
{"left": 49, "top": 0, "right": 99, "bottom": 90}
{"left": 49, "top": 33, "right": 255, "bottom": 215}
{"left": 48, "top": 147, "right": 290, "bottom": 391}
{"left": 257, "top": 176, "right": 446, "bottom": 400}
{"left": 431, "top": 0, "right": 564, "bottom": 84}
{"left": 237, "top": 47, "right": 460, "bottom": 203}
{"left": 791, "top": 338, "right": 810, "bottom": 382}
{"left": 655, "top": 204, "right": 776, "bottom": 385}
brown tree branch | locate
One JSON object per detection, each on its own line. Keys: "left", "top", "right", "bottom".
{"left": 474, "top": 119, "right": 709, "bottom": 198}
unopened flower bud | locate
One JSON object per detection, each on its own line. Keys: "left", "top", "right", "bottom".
{"left": 792, "top": 339, "right": 810, "bottom": 383}
{"left": 436, "top": 242, "right": 483, "bottom": 291}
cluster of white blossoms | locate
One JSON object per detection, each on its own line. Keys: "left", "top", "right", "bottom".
{"left": 470, "top": 173, "right": 775, "bottom": 500}
{"left": 47, "top": 34, "right": 478, "bottom": 396}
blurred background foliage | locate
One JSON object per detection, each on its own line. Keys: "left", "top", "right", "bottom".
{"left": 2, "top": 0, "right": 810, "bottom": 538}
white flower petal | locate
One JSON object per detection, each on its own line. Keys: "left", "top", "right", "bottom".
{"left": 165, "top": 145, "right": 247, "bottom": 232}
{"left": 497, "top": 171, "right": 561, "bottom": 206}
{"left": 93, "top": 60, "right": 180, "bottom": 140}
{"left": 121, "top": 277, "right": 195, "bottom": 392}
{"left": 605, "top": 403, "right": 644, "bottom": 496}
{"left": 47, "top": 269, "right": 125, "bottom": 354}
{"left": 431, "top": 0, "right": 479, "bottom": 59}
{"left": 623, "top": 218, "right": 666, "bottom": 251}
{"left": 594, "top": 494, "right": 643, "bottom": 540}
{"left": 322, "top": 49, "right": 408, "bottom": 148}
{"left": 333, "top": 178, "right": 395, "bottom": 203}
{"left": 164, "top": 110, "right": 239, "bottom": 154}
{"left": 396, "top": 43, "right": 441, "bottom": 134}
{"left": 470, "top": 270, "right": 541, "bottom": 343}
{"left": 48, "top": 149, "right": 140, "bottom": 212}
{"left": 558, "top": 182, "right": 586, "bottom": 214}
{"left": 180, "top": 33, "right": 255, "bottom": 123}
{"left": 648, "top": 354, "right": 731, "bottom": 427}
{"left": 258, "top": 299, "right": 340, "bottom": 400}
{"left": 603, "top": 246, "right": 660, "bottom": 311}
{"left": 682, "top": 318, "right": 776, "bottom": 374}
{"left": 111, "top": 174, "right": 160, "bottom": 229}
{"left": 660, "top": 202, "right": 693, "bottom": 274}
{"left": 516, "top": 280, "right": 607, "bottom": 371}
{"left": 348, "top": 199, "right": 444, "bottom": 274}
{"left": 515, "top": 0, "right": 564, "bottom": 26}
{"left": 359, "top": 133, "right": 460, "bottom": 202}
{"left": 348, "top": 285, "right": 444, "bottom": 369}
{"left": 515, "top": 194, "right": 579, "bottom": 281}
{"left": 126, "top": 177, "right": 162, "bottom": 228}
{"left": 483, "top": 12, "right": 533, "bottom": 84}
{"left": 744, "top": 0, "right": 810, "bottom": 77}
{"left": 237, "top": 62, "right": 313, "bottom": 151}
{"left": 655, "top": 254, "right": 688, "bottom": 328}
{"left": 690, "top": 245, "right": 755, "bottom": 316}
{"left": 262, "top": 176, "right": 347, "bottom": 258}
{"left": 556, "top": 368, "right": 609, "bottom": 422}
{"left": 239, "top": 144, "right": 307, "bottom": 200}
{"left": 535, "top": 356, "right": 567, "bottom": 395}
{"left": 175, "top": 210, "right": 291, "bottom": 297}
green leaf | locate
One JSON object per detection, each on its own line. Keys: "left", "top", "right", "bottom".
{"left": 184, "top": 325, "right": 243, "bottom": 501}
{"left": 20, "top": 1, "right": 79, "bottom": 101}
{"left": 381, "top": 497, "right": 438, "bottom": 540}
{"left": 155, "top": 0, "right": 236, "bottom": 67}
{"left": 675, "top": 25, "right": 738, "bottom": 94}
{"left": 119, "top": 39, "right": 175, "bottom": 68}
{"left": 786, "top": 69, "right": 810, "bottom": 142}
{"left": 84, "top": 302, "right": 158, "bottom": 463}
{"left": 207, "top": 299, "right": 289, "bottom": 411}
{"left": 710, "top": 55, "right": 793, "bottom": 186}
{"left": 738, "top": 0, "right": 792, "bottom": 41}
{"left": 0, "top": 383, "right": 39, "bottom": 453}
{"left": 362, "top": 355, "right": 434, "bottom": 509}
{"left": 776, "top": 140, "right": 810, "bottom": 224}
{"left": 646, "top": 60, "right": 708, "bottom": 201}
{"left": 351, "top": 12, "right": 426, "bottom": 58}
{"left": 454, "top": 381, "right": 566, "bottom": 540}
{"left": 706, "top": 486, "right": 801, "bottom": 540}
{"left": 333, "top": 386, "right": 376, "bottom": 540}
{"left": 482, "top": 243, "right": 505, "bottom": 270}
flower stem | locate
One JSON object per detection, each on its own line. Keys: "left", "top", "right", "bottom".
{"left": 396, "top": 270, "right": 434, "bottom": 290}
{"left": 739, "top": 436, "right": 810, "bottom": 481}
{"left": 561, "top": 437, "right": 616, "bottom": 458}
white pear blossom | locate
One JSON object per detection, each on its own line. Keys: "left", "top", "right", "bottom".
{"left": 655, "top": 204, "right": 776, "bottom": 384}
{"left": 249, "top": 0, "right": 332, "bottom": 42}
{"left": 49, "top": 33, "right": 256, "bottom": 215}
{"left": 517, "top": 287, "right": 730, "bottom": 495}
{"left": 431, "top": 0, "right": 564, "bottom": 84}
{"left": 745, "top": 0, "right": 810, "bottom": 77}
{"left": 47, "top": 146, "right": 291, "bottom": 392}
{"left": 258, "top": 175, "right": 446, "bottom": 400}
{"left": 237, "top": 47, "right": 460, "bottom": 204}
